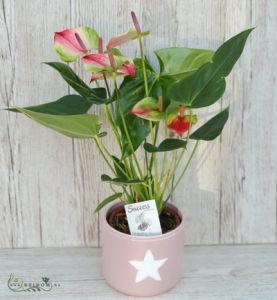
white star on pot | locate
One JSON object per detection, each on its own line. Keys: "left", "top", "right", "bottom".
{"left": 129, "top": 250, "right": 168, "bottom": 283}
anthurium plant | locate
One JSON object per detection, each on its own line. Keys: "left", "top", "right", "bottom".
{"left": 8, "top": 12, "right": 253, "bottom": 215}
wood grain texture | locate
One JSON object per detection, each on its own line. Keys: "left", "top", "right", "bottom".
{"left": 0, "top": 245, "right": 277, "bottom": 299}
{"left": 0, "top": 0, "right": 276, "bottom": 247}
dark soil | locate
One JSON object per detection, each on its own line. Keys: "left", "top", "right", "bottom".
{"left": 107, "top": 205, "right": 181, "bottom": 235}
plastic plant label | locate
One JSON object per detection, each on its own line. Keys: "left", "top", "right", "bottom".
{"left": 124, "top": 200, "right": 162, "bottom": 236}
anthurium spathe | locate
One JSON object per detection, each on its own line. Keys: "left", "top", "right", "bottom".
{"left": 131, "top": 96, "right": 165, "bottom": 121}
{"left": 166, "top": 106, "right": 197, "bottom": 137}
{"left": 82, "top": 53, "right": 135, "bottom": 81}
{"left": 106, "top": 11, "right": 149, "bottom": 50}
{"left": 81, "top": 35, "right": 135, "bottom": 81}
{"left": 54, "top": 27, "right": 99, "bottom": 62}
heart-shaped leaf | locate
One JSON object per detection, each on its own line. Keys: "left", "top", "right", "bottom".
{"left": 144, "top": 138, "right": 187, "bottom": 153}
{"left": 17, "top": 108, "right": 102, "bottom": 138}
{"left": 168, "top": 29, "right": 253, "bottom": 108}
{"left": 190, "top": 107, "right": 229, "bottom": 140}
{"left": 45, "top": 62, "right": 106, "bottom": 102}
{"left": 101, "top": 174, "right": 147, "bottom": 186}
{"left": 94, "top": 193, "right": 123, "bottom": 213}
{"left": 155, "top": 47, "right": 214, "bottom": 80}
{"left": 7, "top": 95, "right": 93, "bottom": 115}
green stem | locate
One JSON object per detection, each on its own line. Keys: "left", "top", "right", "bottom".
{"left": 103, "top": 73, "right": 116, "bottom": 120}
{"left": 103, "top": 105, "right": 122, "bottom": 148}
{"left": 159, "top": 108, "right": 194, "bottom": 201}
{"left": 93, "top": 138, "right": 116, "bottom": 175}
{"left": 138, "top": 36, "right": 149, "bottom": 96}
{"left": 112, "top": 74, "right": 144, "bottom": 179}
{"left": 159, "top": 149, "right": 177, "bottom": 201}
{"left": 164, "top": 140, "right": 199, "bottom": 204}
{"left": 159, "top": 126, "right": 168, "bottom": 185}
{"left": 103, "top": 74, "right": 111, "bottom": 98}
{"left": 97, "top": 137, "right": 129, "bottom": 178}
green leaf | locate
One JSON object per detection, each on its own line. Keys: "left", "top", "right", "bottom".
{"left": 45, "top": 62, "right": 106, "bottom": 102}
{"left": 144, "top": 138, "right": 187, "bottom": 153}
{"left": 86, "top": 88, "right": 108, "bottom": 104}
{"left": 112, "top": 156, "right": 127, "bottom": 179}
{"left": 17, "top": 108, "right": 102, "bottom": 138}
{"left": 155, "top": 47, "right": 214, "bottom": 79}
{"left": 7, "top": 95, "right": 93, "bottom": 115}
{"left": 98, "top": 132, "right": 107, "bottom": 138}
{"left": 101, "top": 174, "right": 147, "bottom": 186}
{"left": 116, "top": 69, "right": 157, "bottom": 158}
{"left": 189, "top": 76, "right": 226, "bottom": 108}
{"left": 94, "top": 193, "right": 123, "bottom": 213}
{"left": 168, "top": 28, "right": 254, "bottom": 108}
{"left": 120, "top": 115, "right": 150, "bottom": 159}
{"left": 190, "top": 107, "right": 229, "bottom": 140}
{"left": 154, "top": 48, "right": 214, "bottom": 111}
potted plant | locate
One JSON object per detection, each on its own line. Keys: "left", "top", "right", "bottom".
{"left": 7, "top": 12, "right": 252, "bottom": 297}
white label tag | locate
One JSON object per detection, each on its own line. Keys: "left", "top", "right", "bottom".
{"left": 124, "top": 200, "right": 162, "bottom": 236}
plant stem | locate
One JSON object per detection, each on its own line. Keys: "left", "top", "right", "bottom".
{"left": 103, "top": 105, "right": 122, "bottom": 148}
{"left": 164, "top": 140, "right": 199, "bottom": 204}
{"left": 93, "top": 138, "right": 116, "bottom": 175}
{"left": 112, "top": 74, "right": 144, "bottom": 180}
{"left": 159, "top": 125, "right": 168, "bottom": 185}
{"left": 138, "top": 36, "right": 149, "bottom": 96}
{"left": 159, "top": 148, "right": 177, "bottom": 201}
{"left": 159, "top": 107, "right": 194, "bottom": 202}
{"left": 97, "top": 137, "right": 129, "bottom": 178}
{"left": 103, "top": 74, "right": 111, "bottom": 98}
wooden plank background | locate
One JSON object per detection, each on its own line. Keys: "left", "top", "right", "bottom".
{"left": 0, "top": 0, "right": 276, "bottom": 248}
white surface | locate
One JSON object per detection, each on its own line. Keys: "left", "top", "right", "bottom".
{"left": 129, "top": 249, "right": 168, "bottom": 283}
{"left": 0, "top": 245, "right": 276, "bottom": 299}
{"left": 125, "top": 200, "right": 162, "bottom": 236}
{"left": 0, "top": 0, "right": 277, "bottom": 248}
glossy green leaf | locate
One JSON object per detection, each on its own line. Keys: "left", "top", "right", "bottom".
{"left": 155, "top": 47, "right": 214, "bottom": 79}
{"left": 190, "top": 108, "right": 229, "bottom": 140}
{"left": 144, "top": 138, "right": 187, "bottom": 153}
{"left": 101, "top": 174, "right": 147, "bottom": 186}
{"left": 154, "top": 48, "right": 214, "bottom": 111}
{"left": 7, "top": 95, "right": 93, "bottom": 115}
{"left": 168, "top": 29, "right": 253, "bottom": 107}
{"left": 94, "top": 193, "right": 123, "bottom": 213}
{"left": 45, "top": 62, "right": 106, "bottom": 102}
{"left": 189, "top": 76, "right": 226, "bottom": 108}
{"left": 98, "top": 132, "right": 107, "bottom": 138}
{"left": 17, "top": 108, "right": 102, "bottom": 138}
{"left": 112, "top": 156, "right": 127, "bottom": 179}
{"left": 116, "top": 69, "right": 157, "bottom": 158}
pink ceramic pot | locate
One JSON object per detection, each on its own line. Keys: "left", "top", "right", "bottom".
{"left": 102, "top": 203, "right": 184, "bottom": 297}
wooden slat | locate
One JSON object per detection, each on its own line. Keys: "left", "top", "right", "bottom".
{"left": 172, "top": 0, "right": 226, "bottom": 245}
{"left": 220, "top": 0, "right": 277, "bottom": 243}
{"left": 0, "top": 245, "right": 276, "bottom": 299}
{"left": 0, "top": 0, "right": 86, "bottom": 247}
{"left": 0, "top": 0, "right": 14, "bottom": 248}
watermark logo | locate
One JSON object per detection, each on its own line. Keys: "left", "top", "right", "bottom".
{"left": 7, "top": 274, "right": 60, "bottom": 292}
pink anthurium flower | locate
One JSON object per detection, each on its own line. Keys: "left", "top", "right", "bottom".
{"left": 131, "top": 96, "right": 165, "bottom": 121}
{"left": 82, "top": 53, "right": 113, "bottom": 73}
{"left": 166, "top": 106, "right": 197, "bottom": 137}
{"left": 106, "top": 11, "right": 149, "bottom": 50}
{"left": 54, "top": 27, "right": 99, "bottom": 62}
{"left": 82, "top": 53, "right": 135, "bottom": 81}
